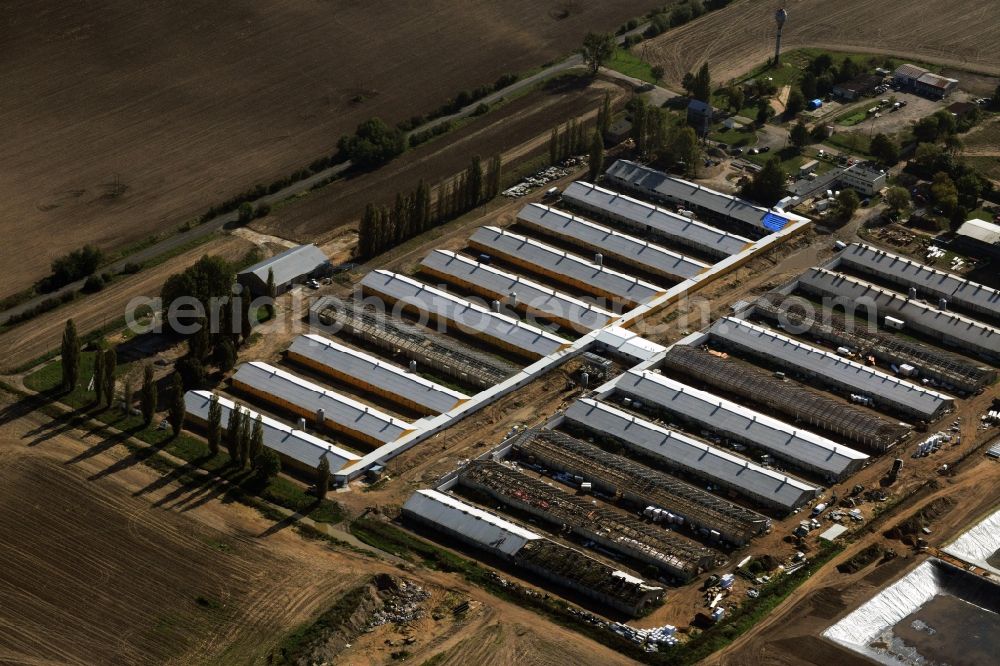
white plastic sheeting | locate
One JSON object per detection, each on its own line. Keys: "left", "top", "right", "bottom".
{"left": 942, "top": 507, "right": 1000, "bottom": 576}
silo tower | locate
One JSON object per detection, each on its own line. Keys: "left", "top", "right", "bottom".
{"left": 774, "top": 8, "right": 788, "bottom": 65}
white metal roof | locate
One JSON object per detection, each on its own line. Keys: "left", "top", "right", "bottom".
{"left": 287, "top": 334, "right": 467, "bottom": 414}
{"left": 238, "top": 244, "right": 328, "bottom": 286}
{"left": 941, "top": 506, "right": 1000, "bottom": 576}
{"left": 564, "top": 399, "right": 817, "bottom": 511}
{"left": 516, "top": 203, "right": 708, "bottom": 280}
{"left": 419, "top": 250, "right": 613, "bottom": 331}
{"left": 842, "top": 243, "right": 1000, "bottom": 319}
{"left": 594, "top": 326, "right": 666, "bottom": 362}
{"left": 231, "top": 361, "right": 413, "bottom": 443}
{"left": 562, "top": 180, "right": 752, "bottom": 258}
{"left": 956, "top": 218, "right": 1000, "bottom": 245}
{"left": 614, "top": 370, "right": 869, "bottom": 479}
{"left": 709, "top": 317, "right": 952, "bottom": 420}
{"left": 403, "top": 489, "right": 541, "bottom": 556}
{"left": 798, "top": 267, "right": 999, "bottom": 358}
{"left": 468, "top": 226, "right": 665, "bottom": 306}
{"left": 185, "top": 390, "right": 360, "bottom": 472}
{"left": 360, "top": 270, "right": 569, "bottom": 358}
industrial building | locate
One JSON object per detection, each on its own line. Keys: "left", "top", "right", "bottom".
{"left": 953, "top": 218, "right": 1000, "bottom": 261}
{"left": 914, "top": 72, "right": 959, "bottom": 98}
{"left": 661, "top": 345, "right": 910, "bottom": 451}
{"left": 512, "top": 429, "right": 770, "bottom": 545}
{"left": 837, "top": 164, "right": 887, "bottom": 196}
{"left": 286, "top": 334, "right": 468, "bottom": 415}
{"left": 457, "top": 460, "right": 714, "bottom": 580}
{"left": 708, "top": 317, "right": 953, "bottom": 421}
{"left": 237, "top": 244, "right": 330, "bottom": 296}
{"left": 839, "top": 243, "right": 1000, "bottom": 323}
{"left": 467, "top": 226, "right": 665, "bottom": 307}
{"left": 563, "top": 399, "right": 818, "bottom": 513}
{"left": 613, "top": 370, "right": 869, "bottom": 480}
{"left": 402, "top": 489, "right": 664, "bottom": 616}
{"left": 892, "top": 63, "right": 930, "bottom": 88}
{"left": 796, "top": 267, "right": 1000, "bottom": 360}
{"left": 185, "top": 390, "right": 360, "bottom": 475}
{"left": 230, "top": 361, "right": 413, "bottom": 447}
{"left": 515, "top": 203, "right": 709, "bottom": 281}
{"left": 602, "top": 160, "right": 809, "bottom": 235}
{"left": 752, "top": 293, "right": 994, "bottom": 396}
{"left": 360, "top": 270, "right": 569, "bottom": 359}
{"left": 561, "top": 180, "right": 752, "bottom": 259}
{"left": 310, "top": 298, "right": 516, "bottom": 390}
{"left": 419, "top": 249, "right": 614, "bottom": 332}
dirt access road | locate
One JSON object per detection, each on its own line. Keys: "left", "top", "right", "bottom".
{"left": 642, "top": 0, "right": 1000, "bottom": 88}
{"left": 705, "top": 453, "right": 1000, "bottom": 666}
{"left": 0, "top": 0, "right": 650, "bottom": 300}
{"left": 0, "top": 235, "right": 256, "bottom": 372}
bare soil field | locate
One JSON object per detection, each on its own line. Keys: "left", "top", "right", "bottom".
{"left": 0, "top": 393, "right": 642, "bottom": 665}
{"left": 0, "top": 400, "right": 373, "bottom": 665}
{"left": 0, "top": 0, "right": 649, "bottom": 299}
{"left": 253, "top": 78, "right": 624, "bottom": 245}
{"left": 0, "top": 235, "right": 256, "bottom": 372}
{"left": 643, "top": 0, "right": 1000, "bottom": 88}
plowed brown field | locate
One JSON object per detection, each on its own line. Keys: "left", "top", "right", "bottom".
{"left": 0, "top": 0, "right": 648, "bottom": 298}
{"left": 643, "top": 0, "right": 1000, "bottom": 88}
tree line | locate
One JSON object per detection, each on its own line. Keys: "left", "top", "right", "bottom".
{"left": 358, "top": 154, "right": 502, "bottom": 258}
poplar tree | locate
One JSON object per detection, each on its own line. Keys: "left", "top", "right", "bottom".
{"left": 226, "top": 404, "right": 243, "bottom": 462}
{"left": 61, "top": 319, "right": 80, "bottom": 393}
{"left": 93, "top": 350, "right": 106, "bottom": 407}
{"left": 207, "top": 395, "right": 222, "bottom": 457}
{"left": 316, "top": 454, "right": 331, "bottom": 500}
{"left": 103, "top": 348, "right": 117, "bottom": 409}
{"left": 141, "top": 364, "right": 157, "bottom": 426}
{"left": 588, "top": 130, "right": 604, "bottom": 182}
{"left": 249, "top": 415, "right": 264, "bottom": 463}
{"left": 264, "top": 268, "right": 276, "bottom": 320}
{"left": 167, "top": 373, "right": 185, "bottom": 437}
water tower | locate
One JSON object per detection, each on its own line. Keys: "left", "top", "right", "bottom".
{"left": 774, "top": 8, "right": 788, "bottom": 66}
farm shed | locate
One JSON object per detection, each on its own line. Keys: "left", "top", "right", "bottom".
{"left": 563, "top": 398, "right": 818, "bottom": 513}
{"left": 286, "top": 333, "right": 468, "bottom": 415}
{"left": 236, "top": 244, "right": 330, "bottom": 296}
{"left": 915, "top": 72, "right": 958, "bottom": 98}
{"left": 419, "top": 249, "right": 613, "bottom": 332}
{"left": 838, "top": 243, "right": 1000, "bottom": 324}
{"left": 953, "top": 219, "right": 1000, "bottom": 261}
{"left": 613, "top": 370, "right": 869, "bottom": 481}
{"left": 402, "top": 489, "right": 664, "bottom": 617}
{"left": 516, "top": 203, "right": 709, "bottom": 281}
{"left": 796, "top": 267, "right": 1000, "bottom": 360}
{"left": 230, "top": 361, "right": 413, "bottom": 447}
{"left": 708, "top": 317, "right": 953, "bottom": 421}
{"left": 512, "top": 429, "right": 770, "bottom": 545}
{"left": 602, "top": 160, "right": 809, "bottom": 235}
{"left": 892, "top": 63, "right": 929, "bottom": 88}
{"left": 402, "top": 488, "right": 540, "bottom": 557}
{"left": 512, "top": 540, "right": 664, "bottom": 617}
{"left": 467, "top": 226, "right": 665, "bottom": 307}
{"left": 184, "top": 390, "right": 360, "bottom": 475}
{"left": 360, "top": 270, "right": 569, "bottom": 359}
{"left": 457, "top": 460, "right": 714, "bottom": 580}
{"left": 561, "top": 180, "right": 752, "bottom": 258}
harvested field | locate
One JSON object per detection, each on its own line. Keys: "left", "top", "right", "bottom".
{"left": 253, "top": 78, "right": 624, "bottom": 244}
{"left": 643, "top": 0, "right": 1000, "bottom": 88}
{"left": 0, "top": 400, "right": 370, "bottom": 665}
{"left": 0, "top": 235, "right": 256, "bottom": 372}
{"left": 0, "top": 0, "right": 649, "bottom": 298}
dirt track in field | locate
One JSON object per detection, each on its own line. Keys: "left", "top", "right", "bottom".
{"left": 0, "top": 0, "right": 650, "bottom": 299}
{"left": 642, "top": 0, "right": 1000, "bottom": 88}
{"left": 252, "top": 78, "right": 624, "bottom": 245}
{"left": 0, "top": 235, "right": 255, "bottom": 372}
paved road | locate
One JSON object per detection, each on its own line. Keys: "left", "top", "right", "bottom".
{"left": 1, "top": 29, "right": 648, "bottom": 326}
